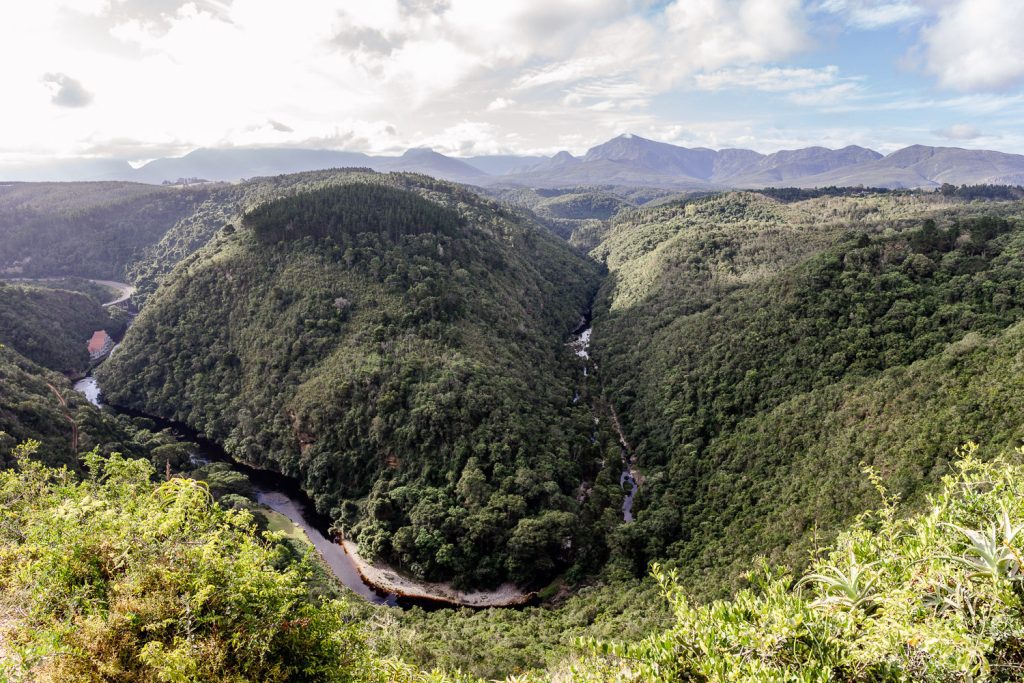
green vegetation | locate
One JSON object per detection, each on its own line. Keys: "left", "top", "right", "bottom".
{"left": 12, "top": 174, "right": 1024, "bottom": 680}
{"left": 7, "top": 437, "right": 1024, "bottom": 681}
{"left": 99, "top": 173, "right": 605, "bottom": 589}
{"left": 0, "top": 282, "right": 126, "bottom": 374}
{"left": 128, "top": 169, "right": 470, "bottom": 304}
{"left": 245, "top": 183, "right": 462, "bottom": 243}
{"left": 939, "top": 183, "right": 1024, "bottom": 200}
{"left": 0, "top": 345, "right": 123, "bottom": 464}
{"left": 755, "top": 186, "right": 902, "bottom": 202}
{"left": 569, "top": 448, "right": 1024, "bottom": 681}
{"left": 0, "top": 444, "right": 366, "bottom": 682}
{"left": 486, "top": 185, "right": 682, "bottom": 251}
{"left": 589, "top": 191, "right": 1024, "bottom": 596}
{"left": 0, "top": 343, "right": 199, "bottom": 476}
{"left": 0, "top": 182, "right": 217, "bottom": 280}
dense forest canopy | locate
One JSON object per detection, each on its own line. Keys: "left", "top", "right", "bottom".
{"left": 244, "top": 182, "right": 464, "bottom": 243}
{"left": 588, "top": 191, "right": 1024, "bottom": 595}
{"left": 6, "top": 439, "right": 1024, "bottom": 681}
{"left": 99, "top": 173, "right": 605, "bottom": 589}
{"left": 0, "top": 181, "right": 217, "bottom": 280}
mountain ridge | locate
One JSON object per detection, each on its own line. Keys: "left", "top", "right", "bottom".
{"left": 3, "top": 134, "right": 1024, "bottom": 190}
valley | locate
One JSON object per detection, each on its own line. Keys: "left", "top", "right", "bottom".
{"left": 3, "top": 168, "right": 1024, "bottom": 680}
{"left": 7, "top": 4, "right": 1024, "bottom": 678}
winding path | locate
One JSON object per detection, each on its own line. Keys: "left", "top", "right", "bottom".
{"left": 90, "top": 279, "right": 136, "bottom": 307}
{"left": 1, "top": 277, "right": 135, "bottom": 307}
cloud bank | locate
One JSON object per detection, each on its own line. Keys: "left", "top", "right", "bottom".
{"left": 0, "top": 0, "right": 1021, "bottom": 160}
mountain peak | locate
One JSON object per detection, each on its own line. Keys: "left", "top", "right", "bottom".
{"left": 401, "top": 147, "right": 439, "bottom": 159}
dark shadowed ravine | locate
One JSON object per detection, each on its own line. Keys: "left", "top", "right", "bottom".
{"left": 568, "top": 318, "right": 638, "bottom": 522}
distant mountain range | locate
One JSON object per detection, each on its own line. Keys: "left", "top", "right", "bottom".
{"left": 4, "top": 134, "right": 1024, "bottom": 190}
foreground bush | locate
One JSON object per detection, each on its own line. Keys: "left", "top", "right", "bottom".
{"left": 574, "top": 444, "right": 1024, "bottom": 681}
{"left": 0, "top": 442, "right": 365, "bottom": 682}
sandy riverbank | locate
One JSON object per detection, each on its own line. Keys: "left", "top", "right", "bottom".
{"left": 340, "top": 539, "right": 535, "bottom": 608}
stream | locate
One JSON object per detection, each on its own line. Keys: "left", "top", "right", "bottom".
{"left": 568, "top": 320, "right": 638, "bottom": 522}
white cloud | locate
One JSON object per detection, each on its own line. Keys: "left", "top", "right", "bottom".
{"left": 1, "top": 0, "right": 1023, "bottom": 161}
{"left": 694, "top": 65, "right": 865, "bottom": 109}
{"left": 486, "top": 97, "right": 515, "bottom": 111}
{"left": 932, "top": 124, "right": 983, "bottom": 141}
{"left": 663, "top": 0, "right": 808, "bottom": 72}
{"left": 515, "top": 0, "right": 810, "bottom": 112}
{"left": 818, "top": 1, "right": 927, "bottom": 28}
{"left": 788, "top": 81, "right": 862, "bottom": 106}
{"left": 695, "top": 65, "right": 840, "bottom": 92}
{"left": 918, "top": 0, "right": 1024, "bottom": 92}
{"left": 418, "top": 121, "right": 506, "bottom": 156}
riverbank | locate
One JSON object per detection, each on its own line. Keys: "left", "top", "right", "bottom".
{"left": 340, "top": 539, "right": 536, "bottom": 608}
{"left": 73, "top": 375, "right": 536, "bottom": 609}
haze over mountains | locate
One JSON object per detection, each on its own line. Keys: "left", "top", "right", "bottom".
{"left": 5, "top": 134, "right": 1024, "bottom": 191}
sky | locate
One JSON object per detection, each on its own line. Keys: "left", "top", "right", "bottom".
{"left": 1, "top": 0, "right": 1023, "bottom": 164}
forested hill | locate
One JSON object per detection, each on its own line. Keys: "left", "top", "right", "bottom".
{"left": 587, "top": 191, "right": 1024, "bottom": 596}
{"left": 98, "top": 172, "right": 606, "bottom": 589}
{"left": 0, "top": 282, "right": 126, "bottom": 375}
{"left": 0, "top": 181, "right": 219, "bottom": 281}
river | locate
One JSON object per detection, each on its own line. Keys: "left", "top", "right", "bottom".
{"left": 71, "top": 308, "right": 604, "bottom": 607}
{"left": 72, "top": 375, "right": 397, "bottom": 606}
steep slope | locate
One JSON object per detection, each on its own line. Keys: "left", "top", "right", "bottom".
{"left": 132, "top": 147, "right": 491, "bottom": 185}
{"left": 588, "top": 192, "right": 1024, "bottom": 595}
{"left": 885, "top": 145, "right": 1024, "bottom": 186}
{"left": 133, "top": 147, "right": 374, "bottom": 183}
{"left": 0, "top": 344, "right": 149, "bottom": 469}
{"left": 708, "top": 148, "right": 765, "bottom": 179}
{"left": 464, "top": 154, "right": 548, "bottom": 176}
{"left": 0, "top": 282, "right": 126, "bottom": 375}
{"left": 99, "top": 172, "right": 605, "bottom": 588}
{"left": 375, "top": 148, "right": 491, "bottom": 184}
{"left": 574, "top": 451, "right": 1024, "bottom": 681}
{"left": 724, "top": 145, "right": 882, "bottom": 185}
{"left": 129, "top": 168, "right": 491, "bottom": 306}
{"left": 503, "top": 135, "right": 720, "bottom": 188}
{"left": 0, "top": 181, "right": 217, "bottom": 279}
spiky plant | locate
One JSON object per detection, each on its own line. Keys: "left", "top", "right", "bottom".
{"left": 798, "top": 552, "right": 878, "bottom": 613}
{"left": 941, "top": 507, "right": 1024, "bottom": 582}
